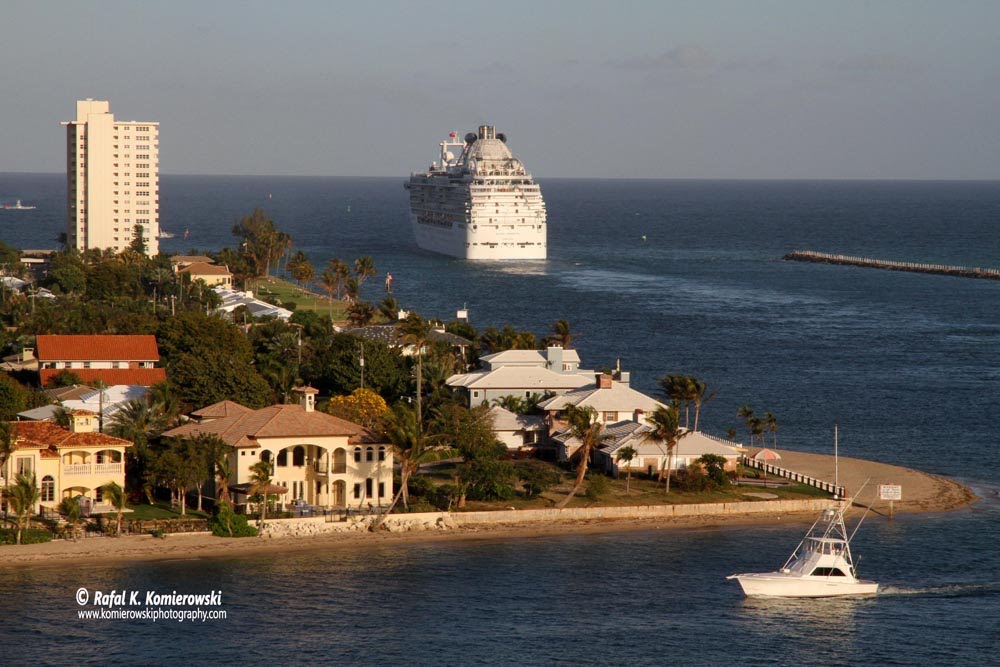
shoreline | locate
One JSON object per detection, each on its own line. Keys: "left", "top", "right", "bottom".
{"left": 1, "top": 452, "right": 978, "bottom": 568}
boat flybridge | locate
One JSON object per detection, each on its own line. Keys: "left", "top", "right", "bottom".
{"left": 727, "top": 502, "right": 878, "bottom": 598}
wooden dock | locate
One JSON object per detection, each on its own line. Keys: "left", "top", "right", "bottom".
{"left": 783, "top": 250, "right": 1000, "bottom": 281}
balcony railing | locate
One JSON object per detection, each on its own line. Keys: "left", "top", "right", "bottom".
{"left": 63, "top": 464, "right": 92, "bottom": 475}
{"left": 95, "top": 463, "right": 123, "bottom": 475}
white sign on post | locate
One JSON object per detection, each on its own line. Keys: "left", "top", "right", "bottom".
{"left": 879, "top": 484, "right": 902, "bottom": 501}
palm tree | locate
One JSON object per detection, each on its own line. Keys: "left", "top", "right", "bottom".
{"left": 764, "top": 412, "right": 779, "bottom": 447}
{"left": 319, "top": 268, "right": 340, "bottom": 316}
{"left": 101, "top": 481, "right": 128, "bottom": 536}
{"left": 555, "top": 405, "right": 610, "bottom": 509}
{"left": 659, "top": 374, "right": 694, "bottom": 428}
{"left": 399, "top": 312, "right": 432, "bottom": 426}
{"left": 690, "top": 377, "right": 716, "bottom": 432}
{"left": 213, "top": 450, "right": 232, "bottom": 506}
{"left": 346, "top": 301, "right": 376, "bottom": 327}
{"left": 615, "top": 445, "right": 639, "bottom": 493}
{"left": 545, "top": 319, "right": 575, "bottom": 349}
{"left": 492, "top": 394, "right": 527, "bottom": 414}
{"left": 378, "top": 296, "right": 399, "bottom": 321}
{"left": 376, "top": 403, "right": 453, "bottom": 522}
{"left": 6, "top": 473, "right": 39, "bottom": 544}
{"left": 58, "top": 496, "right": 82, "bottom": 541}
{"left": 737, "top": 405, "right": 755, "bottom": 445}
{"left": 647, "top": 405, "right": 683, "bottom": 493}
{"left": 249, "top": 460, "right": 274, "bottom": 524}
{"left": 354, "top": 255, "right": 376, "bottom": 289}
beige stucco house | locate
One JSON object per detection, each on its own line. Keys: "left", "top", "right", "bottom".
{"left": 163, "top": 388, "right": 393, "bottom": 510}
{"left": 0, "top": 410, "right": 132, "bottom": 514}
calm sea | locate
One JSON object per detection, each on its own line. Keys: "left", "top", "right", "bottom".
{"left": 1, "top": 173, "right": 998, "bottom": 664}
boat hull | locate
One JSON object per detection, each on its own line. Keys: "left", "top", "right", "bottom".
{"left": 730, "top": 574, "right": 878, "bottom": 598}
{"left": 411, "top": 214, "right": 546, "bottom": 260}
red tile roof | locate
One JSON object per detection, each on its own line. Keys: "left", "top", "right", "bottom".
{"left": 192, "top": 400, "right": 253, "bottom": 419}
{"left": 40, "top": 368, "right": 167, "bottom": 387}
{"left": 164, "top": 403, "right": 381, "bottom": 448}
{"left": 5, "top": 421, "right": 132, "bottom": 450}
{"left": 178, "top": 262, "right": 232, "bottom": 276}
{"left": 36, "top": 335, "right": 160, "bottom": 362}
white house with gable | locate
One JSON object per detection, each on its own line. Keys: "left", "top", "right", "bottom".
{"left": 446, "top": 346, "right": 594, "bottom": 408}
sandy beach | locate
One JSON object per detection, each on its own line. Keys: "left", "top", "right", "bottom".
{"left": 1, "top": 451, "right": 977, "bottom": 569}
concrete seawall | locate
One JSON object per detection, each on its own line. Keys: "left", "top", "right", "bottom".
{"left": 257, "top": 498, "right": 837, "bottom": 538}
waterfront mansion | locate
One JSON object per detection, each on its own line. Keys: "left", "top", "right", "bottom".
{"left": 163, "top": 388, "right": 393, "bottom": 510}
{"left": 1, "top": 410, "right": 132, "bottom": 515}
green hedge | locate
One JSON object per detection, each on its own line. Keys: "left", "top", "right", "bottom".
{"left": 0, "top": 528, "right": 55, "bottom": 545}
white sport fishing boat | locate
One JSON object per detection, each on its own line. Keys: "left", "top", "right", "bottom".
{"left": 727, "top": 502, "right": 878, "bottom": 598}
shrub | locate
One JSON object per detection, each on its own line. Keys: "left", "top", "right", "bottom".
{"left": 584, "top": 473, "right": 610, "bottom": 501}
{"left": 209, "top": 502, "right": 258, "bottom": 538}
{"left": 518, "top": 461, "right": 562, "bottom": 498}
{"left": 407, "top": 474, "right": 435, "bottom": 499}
{"left": 0, "top": 528, "right": 54, "bottom": 545}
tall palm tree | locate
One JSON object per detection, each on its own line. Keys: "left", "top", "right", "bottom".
{"left": 378, "top": 403, "right": 452, "bottom": 517}
{"left": 647, "top": 405, "right": 683, "bottom": 493}
{"left": 6, "top": 473, "right": 39, "bottom": 544}
{"left": 101, "top": 481, "right": 128, "bottom": 536}
{"left": 764, "top": 412, "right": 779, "bottom": 447}
{"left": 615, "top": 445, "right": 639, "bottom": 493}
{"left": 399, "top": 312, "right": 432, "bottom": 426}
{"left": 319, "top": 268, "right": 340, "bottom": 316}
{"left": 354, "top": 255, "right": 376, "bottom": 289}
{"left": 215, "top": 449, "right": 232, "bottom": 506}
{"left": 346, "top": 301, "right": 376, "bottom": 327}
{"left": 659, "top": 374, "right": 694, "bottom": 428}
{"left": 555, "top": 405, "right": 610, "bottom": 509}
{"left": 690, "top": 377, "right": 716, "bottom": 432}
{"left": 737, "top": 405, "right": 755, "bottom": 445}
{"left": 249, "top": 460, "right": 274, "bottom": 525}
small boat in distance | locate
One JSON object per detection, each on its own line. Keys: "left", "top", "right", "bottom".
{"left": 157, "top": 230, "right": 176, "bottom": 239}
{"left": 1, "top": 200, "right": 36, "bottom": 210}
{"left": 727, "top": 502, "right": 878, "bottom": 598}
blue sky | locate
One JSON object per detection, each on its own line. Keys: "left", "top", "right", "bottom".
{"left": 2, "top": 1, "right": 999, "bottom": 178}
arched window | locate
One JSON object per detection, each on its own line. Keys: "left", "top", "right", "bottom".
{"left": 378, "top": 446, "right": 386, "bottom": 462}
{"left": 261, "top": 450, "right": 272, "bottom": 463}
{"left": 365, "top": 447, "right": 374, "bottom": 462}
{"left": 293, "top": 446, "right": 305, "bottom": 467}
{"left": 354, "top": 447, "right": 362, "bottom": 463}
{"left": 333, "top": 448, "right": 347, "bottom": 474}
{"left": 41, "top": 476, "right": 55, "bottom": 503}
{"left": 277, "top": 450, "right": 288, "bottom": 467}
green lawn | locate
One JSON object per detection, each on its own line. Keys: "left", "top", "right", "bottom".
{"left": 410, "top": 460, "right": 834, "bottom": 512}
{"left": 252, "top": 276, "right": 348, "bottom": 320}
{"left": 126, "top": 502, "right": 211, "bottom": 520}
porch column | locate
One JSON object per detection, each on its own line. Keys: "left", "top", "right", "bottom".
{"left": 325, "top": 445, "right": 332, "bottom": 509}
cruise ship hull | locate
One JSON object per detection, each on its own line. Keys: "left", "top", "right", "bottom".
{"left": 411, "top": 215, "right": 546, "bottom": 260}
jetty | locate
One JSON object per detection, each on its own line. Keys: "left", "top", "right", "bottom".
{"left": 783, "top": 250, "right": 1000, "bottom": 281}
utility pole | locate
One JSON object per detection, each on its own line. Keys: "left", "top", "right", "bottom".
{"left": 359, "top": 342, "right": 365, "bottom": 389}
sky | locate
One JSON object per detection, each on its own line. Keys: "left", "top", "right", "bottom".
{"left": 2, "top": 0, "right": 999, "bottom": 179}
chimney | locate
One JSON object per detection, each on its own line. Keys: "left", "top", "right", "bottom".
{"left": 68, "top": 409, "right": 97, "bottom": 433}
{"left": 547, "top": 346, "right": 564, "bottom": 372}
{"left": 633, "top": 409, "right": 644, "bottom": 423}
{"left": 292, "top": 386, "right": 318, "bottom": 412}
{"left": 596, "top": 373, "right": 613, "bottom": 389}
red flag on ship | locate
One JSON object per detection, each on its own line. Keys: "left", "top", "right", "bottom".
{"left": 449, "top": 132, "right": 456, "bottom": 138}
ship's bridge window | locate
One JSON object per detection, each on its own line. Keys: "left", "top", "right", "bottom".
{"left": 810, "top": 567, "right": 847, "bottom": 577}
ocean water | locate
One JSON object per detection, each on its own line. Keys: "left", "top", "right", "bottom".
{"left": 1, "top": 174, "right": 998, "bottom": 664}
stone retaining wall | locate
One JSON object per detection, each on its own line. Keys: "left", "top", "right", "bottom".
{"left": 257, "top": 498, "right": 835, "bottom": 538}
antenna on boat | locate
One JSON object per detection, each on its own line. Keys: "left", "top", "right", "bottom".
{"left": 834, "top": 423, "right": 839, "bottom": 497}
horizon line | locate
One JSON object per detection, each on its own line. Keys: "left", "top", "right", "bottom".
{"left": 2, "top": 170, "right": 999, "bottom": 183}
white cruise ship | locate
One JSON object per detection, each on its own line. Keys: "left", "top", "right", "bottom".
{"left": 405, "top": 125, "right": 547, "bottom": 260}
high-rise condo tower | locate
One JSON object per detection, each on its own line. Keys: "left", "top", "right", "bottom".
{"left": 61, "top": 99, "right": 160, "bottom": 255}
